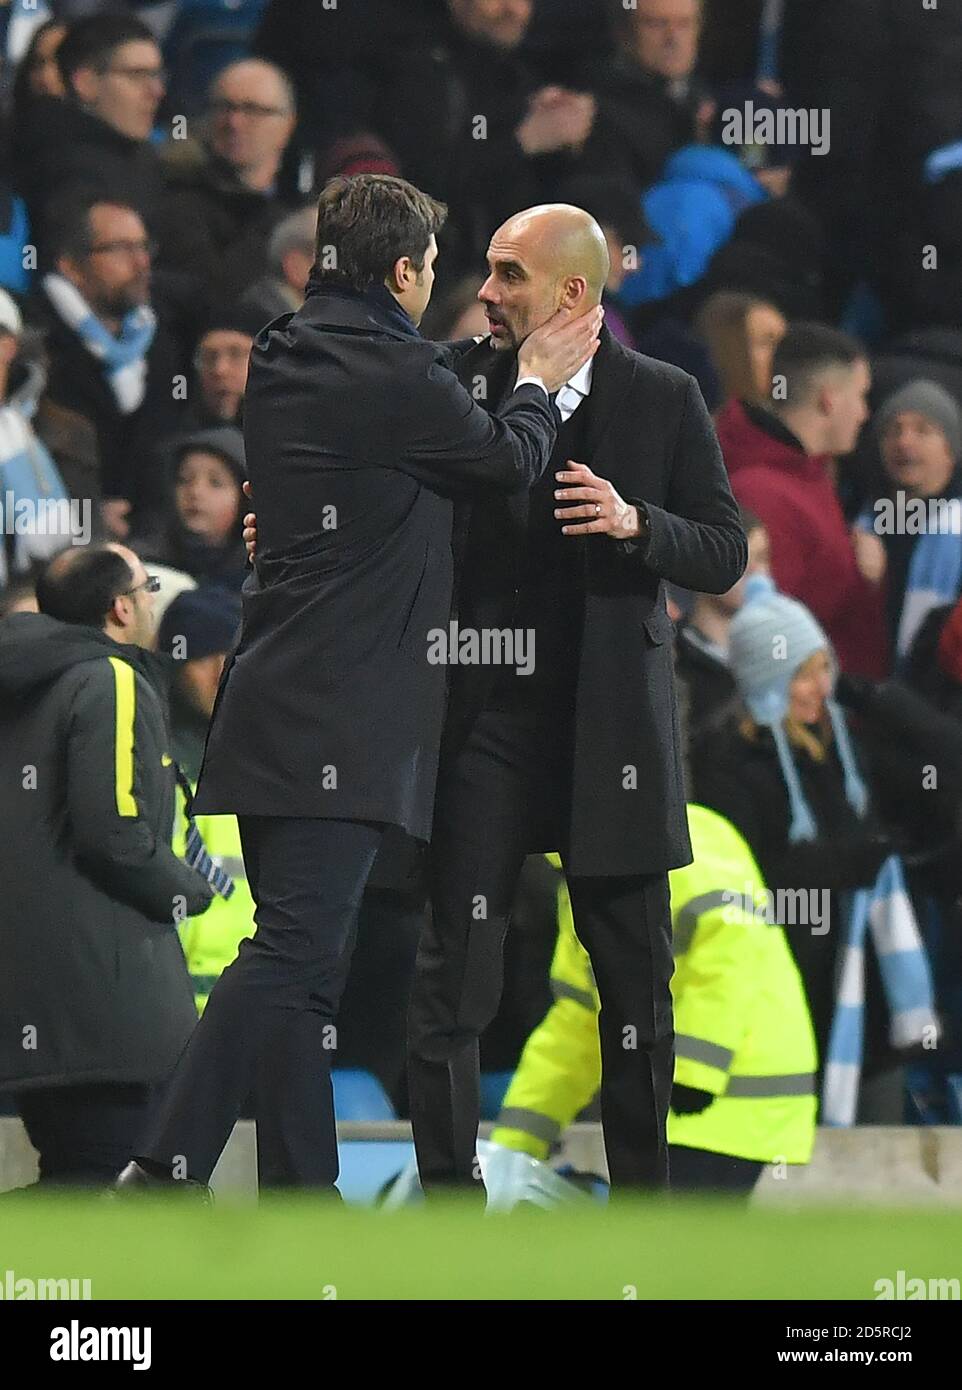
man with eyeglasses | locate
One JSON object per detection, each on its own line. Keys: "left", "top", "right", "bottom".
{"left": 0, "top": 543, "right": 214, "bottom": 1188}
{"left": 15, "top": 14, "right": 166, "bottom": 248}
{"left": 26, "top": 189, "right": 184, "bottom": 541}
{"left": 155, "top": 59, "right": 302, "bottom": 303}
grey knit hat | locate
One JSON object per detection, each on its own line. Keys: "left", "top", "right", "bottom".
{"left": 729, "top": 574, "right": 833, "bottom": 725}
{"left": 875, "top": 379, "right": 962, "bottom": 461}
{"left": 728, "top": 574, "right": 867, "bottom": 842}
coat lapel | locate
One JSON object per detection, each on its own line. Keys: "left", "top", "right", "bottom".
{"left": 582, "top": 327, "right": 638, "bottom": 478}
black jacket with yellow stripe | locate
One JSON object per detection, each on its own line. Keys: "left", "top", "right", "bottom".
{"left": 0, "top": 612, "right": 211, "bottom": 1090}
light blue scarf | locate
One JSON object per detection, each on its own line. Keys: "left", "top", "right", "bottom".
{"left": 822, "top": 857, "right": 939, "bottom": 1126}
{"left": 772, "top": 698, "right": 939, "bottom": 1124}
{"left": 42, "top": 273, "right": 156, "bottom": 416}
{"left": 856, "top": 502, "right": 962, "bottom": 670}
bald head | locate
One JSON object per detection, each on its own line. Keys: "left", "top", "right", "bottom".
{"left": 480, "top": 204, "right": 610, "bottom": 351}
{"left": 36, "top": 542, "right": 155, "bottom": 645}
{"left": 499, "top": 204, "right": 609, "bottom": 303}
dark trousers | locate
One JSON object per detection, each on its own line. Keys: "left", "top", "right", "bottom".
{"left": 408, "top": 706, "right": 675, "bottom": 1192}
{"left": 17, "top": 1083, "right": 153, "bottom": 1187}
{"left": 668, "top": 1145, "right": 764, "bottom": 1195}
{"left": 138, "top": 816, "right": 382, "bottom": 1189}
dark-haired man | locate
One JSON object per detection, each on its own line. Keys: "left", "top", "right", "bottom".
{"left": 717, "top": 321, "right": 888, "bottom": 677}
{"left": 240, "top": 197, "right": 747, "bottom": 1196}
{"left": 0, "top": 543, "right": 213, "bottom": 1187}
{"left": 15, "top": 13, "right": 166, "bottom": 247}
{"left": 27, "top": 192, "right": 183, "bottom": 538}
{"left": 117, "top": 173, "right": 599, "bottom": 1193}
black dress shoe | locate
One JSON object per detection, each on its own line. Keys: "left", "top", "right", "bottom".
{"left": 110, "top": 1161, "right": 213, "bottom": 1203}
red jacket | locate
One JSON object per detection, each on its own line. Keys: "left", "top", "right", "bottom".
{"left": 716, "top": 399, "right": 889, "bottom": 677}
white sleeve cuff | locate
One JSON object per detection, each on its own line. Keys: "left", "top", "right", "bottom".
{"left": 514, "top": 376, "right": 550, "bottom": 398}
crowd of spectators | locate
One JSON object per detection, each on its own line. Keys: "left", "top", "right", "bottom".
{"left": 2, "top": 0, "right": 962, "bottom": 1138}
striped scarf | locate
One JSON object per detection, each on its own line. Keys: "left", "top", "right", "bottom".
{"left": 822, "top": 856, "right": 939, "bottom": 1126}
{"left": 174, "top": 766, "right": 235, "bottom": 901}
{"left": 856, "top": 501, "right": 962, "bottom": 670}
{"left": 42, "top": 272, "right": 156, "bottom": 416}
{"left": 770, "top": 699, "right": 938, "bottom": 1124}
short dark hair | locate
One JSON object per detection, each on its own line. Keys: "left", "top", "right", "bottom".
{"left": 42, "top": 187, "right": 138, "bottom": 265}
{"left": 0, "top": 576, "right": 37, "bottom": 619}
{"left": 772, "top": 322, "right": 865, "bottom": 408}
{"left": 57, "top": 14, "right": 157, "bottom": 91}
{"left": 311, "top": 174, "right": 447, "bottom": 293}
{"left": 36, "top": 545, "right": 134, "bottom": 629}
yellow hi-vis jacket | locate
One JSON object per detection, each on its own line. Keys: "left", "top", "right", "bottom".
{"left": 492, "top": 804, "right": 818, "bottom": 1165}
{"left": 173, "top": 786, "right": 255, "bottom": 1014}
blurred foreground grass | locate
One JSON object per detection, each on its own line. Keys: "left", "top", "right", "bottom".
{"left": 1, "top": 1192, "right": 960, "bottom": 1300}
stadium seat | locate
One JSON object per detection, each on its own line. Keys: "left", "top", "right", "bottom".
{"left": 163, "top": 0, "right": 270, "bottom": 116}
{"left": 479, "top": 1071, "right": 513, "bottom": 1120}
{"left": 332, "top": 1069, "right": 396, "bottom": 1122}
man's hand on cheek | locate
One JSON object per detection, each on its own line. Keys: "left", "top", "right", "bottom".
{"left": 554, "top": 461, "right": 644, "bottom": 541}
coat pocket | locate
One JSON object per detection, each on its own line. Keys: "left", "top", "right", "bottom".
{"left": 398, "top": 544, "right": 442, "bottom": 663}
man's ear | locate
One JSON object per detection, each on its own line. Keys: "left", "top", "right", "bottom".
{"left": 560, "top": 276, "right": 589, "bottom": 311}
{"left": 110, "top": 593, "right": 131, "bottom": 630}
{"left": 816, "top": 383, "right": 835, "bottom": 419}
{"left": 70, "top": 65, "right": 101, "bottom": 107}
{"left": 386, "top": 256, "right": 411, "bottom": 294}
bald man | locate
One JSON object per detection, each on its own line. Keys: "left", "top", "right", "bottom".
{"left": 407, "top": 203, "right": 747, "bottom": 1195}
{"left": 155, "top": 58, "right": 300, "bottom": 299}
{"left": 0, "top": 543, "right": 211, "bottom": 1186}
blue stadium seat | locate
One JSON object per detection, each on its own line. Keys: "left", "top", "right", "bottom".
{"left": 332, "top": 1069, "right": 396, "bottom": 1122}
{"left": 479, "top": 1071, "right": 513, "bottom": 1120}
{"left": 163, "top": 0, "right": 270, "bottom": 116}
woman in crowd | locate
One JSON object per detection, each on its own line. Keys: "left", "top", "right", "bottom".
{"left": 692, "top": 574, "right": 937, "bottom": 1124}
{"left": 695, "top": 289, "right": 787, "bottom": 418}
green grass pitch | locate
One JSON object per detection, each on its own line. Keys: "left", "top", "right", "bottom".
{"left": 2, "top": 1193, "right": 961, "bottom": 1300}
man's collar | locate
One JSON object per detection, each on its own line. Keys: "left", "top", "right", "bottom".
{"left": 743, "top": 399, "right": 807, "bottom": 454}
{"left": 565, "top": 356, "right": 594, "bottom": 398}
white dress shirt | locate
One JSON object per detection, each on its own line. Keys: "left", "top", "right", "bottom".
{"left": 514, "top": 356, "right": 594, "bottom": 421}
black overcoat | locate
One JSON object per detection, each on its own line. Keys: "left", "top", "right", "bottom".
{"left": 193, "top": 287, "right": 556, "bottom": 838}
{"left": 447, "top": 328, "right": 747, "bottom": 875}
